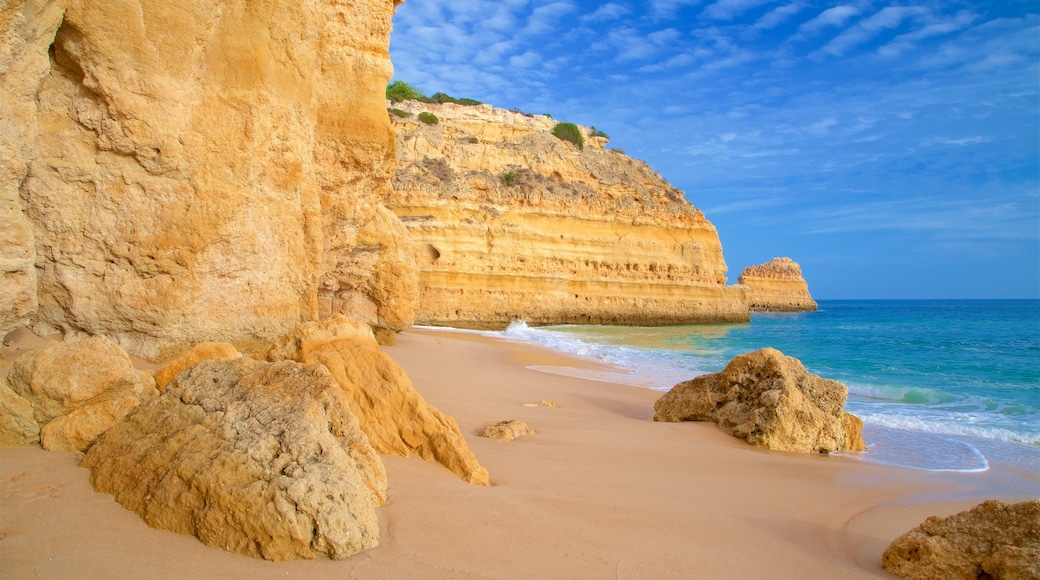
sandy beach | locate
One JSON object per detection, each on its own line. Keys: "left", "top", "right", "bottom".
{"left": 1, "top": 327, "right": 1036, "bottom": 579}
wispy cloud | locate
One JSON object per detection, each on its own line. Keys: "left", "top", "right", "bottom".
{"left": 817, "top": 6, "right": 929, "bottom": 57}
{"left": 753, "top": 2, "right": 807, "bottom": 30}
{"left": 795, "top": 5, "right": 860, "bottom": 36}
{"left": 703, "top": 0, "right": 777, "bottom": 21}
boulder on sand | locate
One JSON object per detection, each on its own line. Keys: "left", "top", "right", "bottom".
{"left": 81, "top": 357, "right": 387, "bottom": 561}
{"left": 479, "top": 420, "right": 535, "bottom": 442}
{"left": 881, "top": 499, "right": 1040, "bottom": 580}
{"left": 265, "top": 316, "right": 490, "bottom": 486}
{"left": 653, "top": 347, "right": 865, "bottom": 453}
{"left": 6, "top": 336, "right": 157, "bottom": 451}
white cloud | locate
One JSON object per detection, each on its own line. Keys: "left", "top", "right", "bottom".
{"left": 796, "top": 5, "right": 860, "bottom": 36}
{"left": 877, "top": 11, "right": 978, "bottom": 57}
{"left": 650, "top": 0, "right": 701, "bottom": 19}
{"left": 818, "top": 6, "right": 928, "bottom": 57}
{"left": 523, "top": 1, "right": 577, "bottom": 35}
{"left": 753, "top": 2, "right": 806, "bottom": 30}
{"left": 509, "top": 51, "right": 542, "bottom": 68}
{"left": 582, "top": 3, "right": 630, "bottom": 22}
{"left": 703, "top": 0, "right": 777, "bottom": 21}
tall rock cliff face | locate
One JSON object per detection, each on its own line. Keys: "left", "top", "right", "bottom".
{"left": 738, "top": 257, "right": 817, "bottom": 312}
{"left": 1, "top": 0, "right": 415, "bottom": 359}
{"left": 386, "top": 101, "right": 749, "bottom": 328}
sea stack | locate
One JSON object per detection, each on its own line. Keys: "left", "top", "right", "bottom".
{"left": 386, "top": 100, "right": 750, "bottom": 328}
{"left": 738, "top": 257, "right": 818, "bottom": 312}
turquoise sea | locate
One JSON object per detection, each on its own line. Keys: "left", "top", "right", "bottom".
{"left": 463, "top": 300, "right": 1040, "bottom": 474}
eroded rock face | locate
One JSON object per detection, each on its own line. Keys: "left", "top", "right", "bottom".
{"left": 81, "top": 357, "right": 387, "bottom": 561}
{"left": 265, "top": 316, "right": 490, "bottom": 485}
{"left": 882, "top": 500, "right": 1040, "bottom": 580}
{"left": 738, "top": 257, "right": 817, "bottom": 312}
{"left": 0, "top": 378, "right": 40, "bottom": 448}
{"left": 2, "top": 0, "right": 416, "bottom": 358}
{"left": 387, "top": 101, "right": 749, "bottom": 328}
{"left": 653, "top": 348, "right": 866, "bottom": 453}
{"left": 7, "top": 336, "right": 157, "bottom": 451}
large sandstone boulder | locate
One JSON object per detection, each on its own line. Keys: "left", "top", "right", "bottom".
{"left": 82, "top": 357, "right": 387, "bottom": 561}
{"left": 479, "top": 420, "right": 535, "bottom": 442}
{"left": 882, "top": 500, "right": 1040, "bottom": 580}
{"left": 653, "top": 348, "right": 866, "bottom": 453}
{"left": 7, "top": 336, "right": 157, "bottom": 451}
{"left": 265, "top": 316, "right": 490, "bottom": 485}
{"left": 2, "top": 0, "right": 416, "bottom": 358}
{"left": 738, "top": 257, "right": 818, "bottom": 312}
{"left": 387, "top": 100, "right": 749, "bottom": 328}
{"left": 154, "top": 342, "right": 241, "bottom": 390}
{"left": 0, "top": 378, "right": 40, "bottom": 447}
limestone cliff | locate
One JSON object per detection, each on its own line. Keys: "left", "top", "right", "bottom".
{"left": 738, "top": 257, "right": 817, "bottom": 312}
{"left": 387, "top": 101, "right": 749, "bottom": 328}
{"left": 1, "top": 0, "right": 415, "bottom": 359}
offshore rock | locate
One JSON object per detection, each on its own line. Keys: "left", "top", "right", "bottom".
{"left": 2, "top": 0, "right": 416, "bottom": 358}
{"left": 7, "top": 336, "right": 157, "bottom": 451}
{"left": 653, "top": 348, "right": 866, "bottom": 453}
{"left": 265, "top": 316, "right": 490, "bottom": 485}
{"left": 738, "top": 257, "right": 817, "bottom": 312}
{"left": 882, "top": 500, "right": 1040, "bottom": 580}
{"left": 387, "top": 101, "right": 749, "bottom": 328}
{"left": 81, "top": 357, "right": 387, "bottom": 561}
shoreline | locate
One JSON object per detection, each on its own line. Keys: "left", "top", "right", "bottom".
{"left": 1, "top": 327, "right": 1036, "bottom": 578}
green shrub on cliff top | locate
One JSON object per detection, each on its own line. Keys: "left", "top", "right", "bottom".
{"left": 552, "top": 122, "right": 584, "bottom": 150}
{"left": 386, "top": 80, "right": 426, "bottom": 102}
{"left": 418, "top": 111, "right": 439, "bottom": 125}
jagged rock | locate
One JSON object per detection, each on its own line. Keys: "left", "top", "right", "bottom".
{"left": 387, "top": 101, "right": 749, "bottom": 328}
{"left": 81, "top": 357, "right": 387, "bottom": 561}
{"left": 479, "top": 420, "right": 535, "bottom": 442}
{"left": 7, "top": 336, "right": 157, "bottom": 451}
{"left": 154, "top": 342, "right": 241, "bottom": 390}
{"left": 653, "top": 348, "right": 866, "bottom": 453}
{"left": 265, "top": 316, "right": 490, "bottom": 486}
{"left": 3, "top": 0, "right": 416, "bottom": 358}
{"left": 738, "top": 257, "right": 818, "bottom": 312}
{"left": 881, "top": 500, "right": 1040, "bottom": 580}
{"left": 0, "top": 378, "right": 39, "bottom": 447}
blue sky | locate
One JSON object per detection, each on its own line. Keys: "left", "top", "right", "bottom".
{"left": 388, "top": 1, "right": 1039, "bottom": 299}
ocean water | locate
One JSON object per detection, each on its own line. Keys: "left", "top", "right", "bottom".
{"left": 458, "top": 300, "right": 1040, "bottom": 474}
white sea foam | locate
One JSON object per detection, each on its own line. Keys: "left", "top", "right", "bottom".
{"left": 418, "top": 317, "right": 1040, "bottom": 472}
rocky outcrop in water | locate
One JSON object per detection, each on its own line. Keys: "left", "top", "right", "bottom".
{"left": 653, "top": 348, "right": 865, "bottom": 453}
{"left": 6, "top": 336, "right": 157, "bottom": 451}
{"left": 387, "top": 101, "right": 749, "bottom": 328}
{"left": 264, "top": 316, "right": 490, "bottom": 485}
{"left": 81, "top": 357, "right": 387, "bottom": 561}
{"left": 738, "top": 257, "right": 817, "bottom": 312}
{"left": 882, "top": 499, "right": 1040, "bottom": 580}
{"left": 2, "top": 0, "right": 415, "bottom": 359}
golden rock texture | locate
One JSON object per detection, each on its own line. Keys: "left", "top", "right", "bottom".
{"left": 0, "top": 377, "right": 40, "bottom": 447}
{"left": 265, "top": 316, "right": 490, "bottom": 486}
{"left": 653, "top": 347, "right": 866, "bottom": 454}
{"left": 738, "top": 257, "right": 818, "bottom": 312}
{"left": 1, "top": 0, "right": 416, "bottom": 359}
{"left": 82, "top": 357, "right": 387, "bottom": 560}
{"left": 6, "top": 336, "right": 158, "bottom": 451}
{"left": 154, "top": 342, "right": 241, "bottom": 390}
{"left": 387, "top": 101, "right": 750, "bottom": 328}
{"left": 882, "top": 500, "right": 1040, "bottom": 580}
{"left": 479, "top": 419, "right": 536, "bottom": 442}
